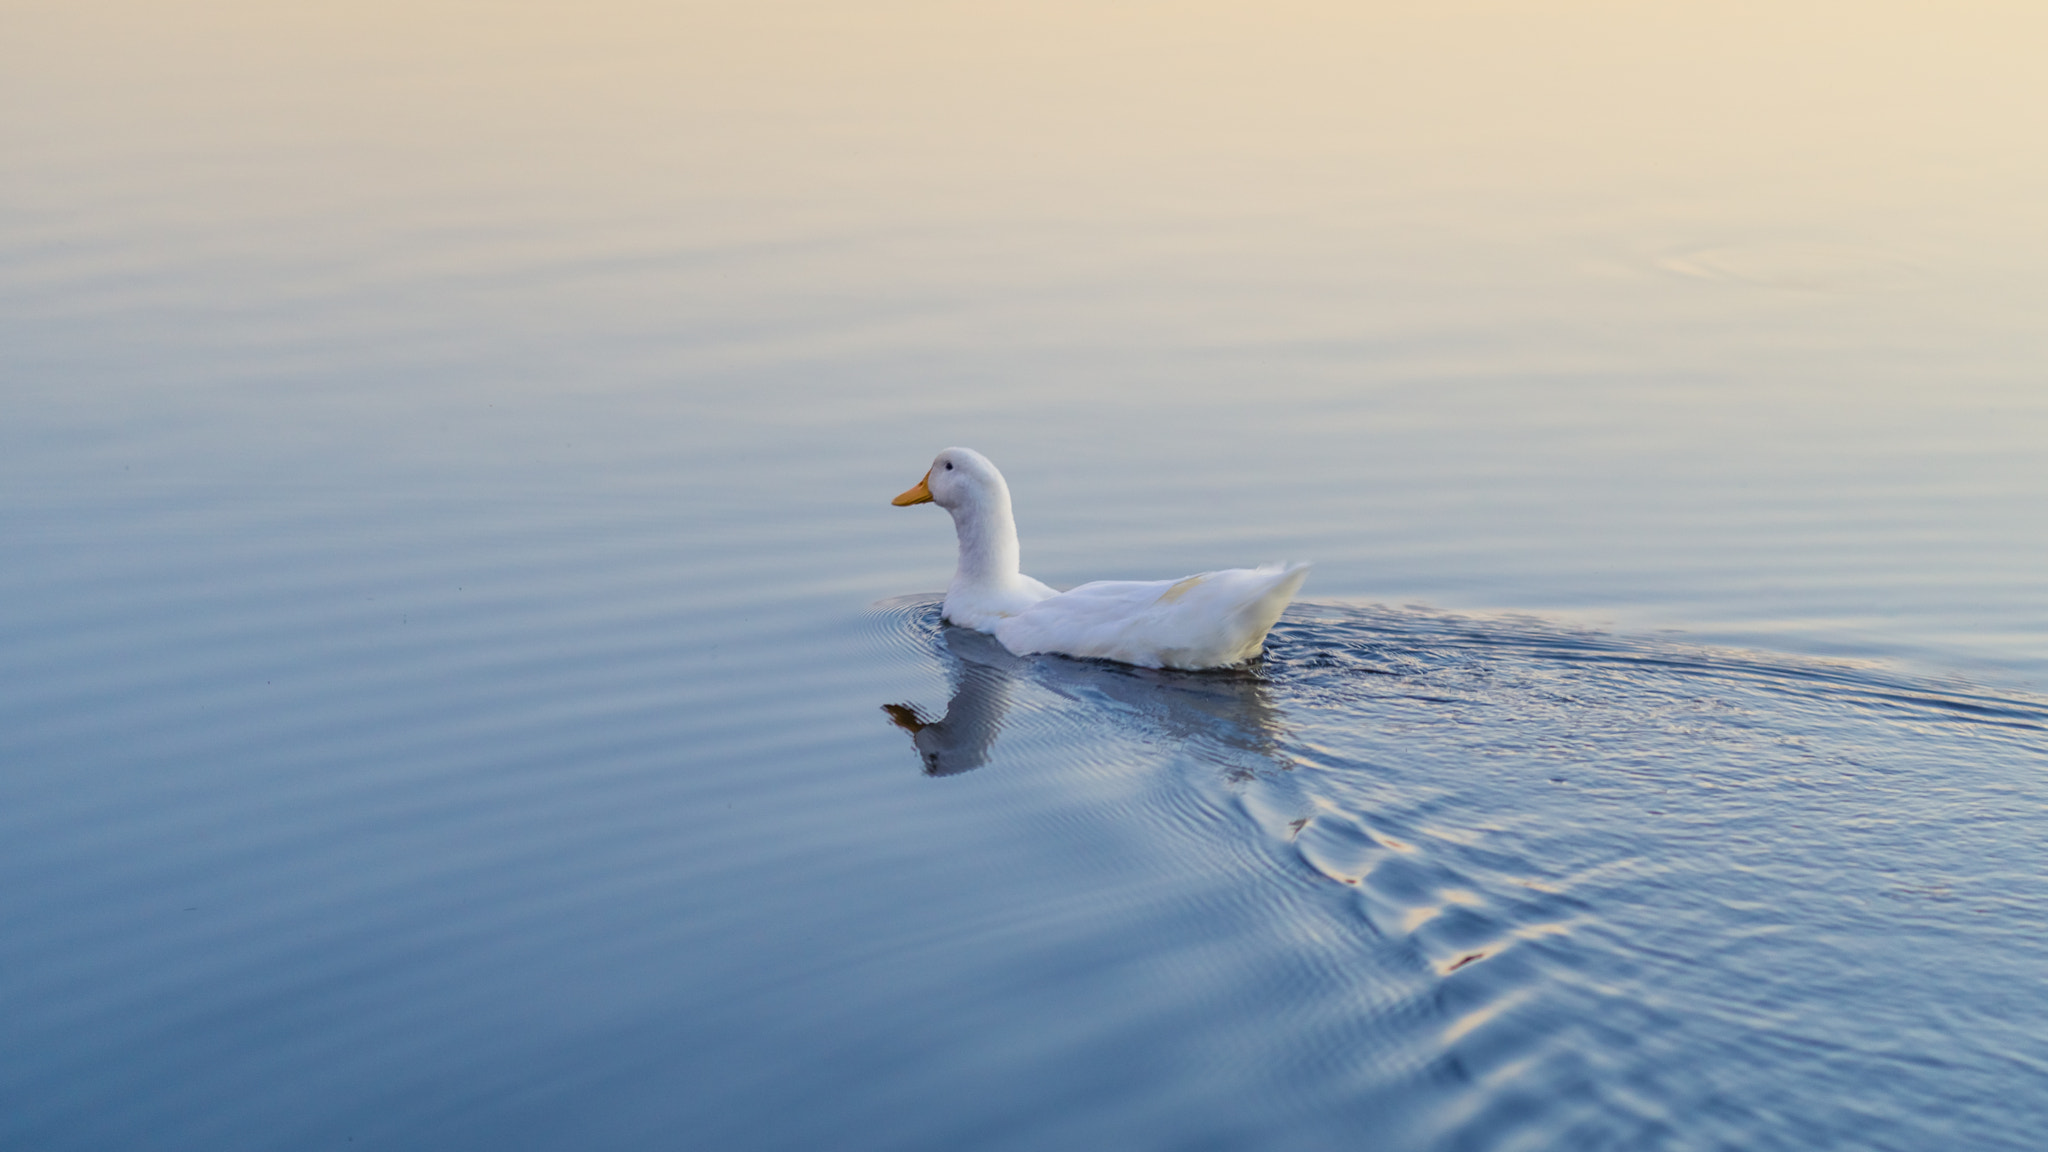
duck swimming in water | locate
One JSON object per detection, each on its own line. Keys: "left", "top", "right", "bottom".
{"left": 891, "top": 447, "right": 1309, "bottom": 670}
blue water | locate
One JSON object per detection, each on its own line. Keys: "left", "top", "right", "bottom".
{"left": 5, "top": 3, "right": 2048, "bottom": 1148}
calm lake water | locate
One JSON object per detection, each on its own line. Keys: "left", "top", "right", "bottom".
{"left": 5, "top": 3, "right": 2047, "bottom": 1149}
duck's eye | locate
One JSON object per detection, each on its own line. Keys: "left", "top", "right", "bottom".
{"left": 944, "top": 462, "right": 953, "bottom": 470}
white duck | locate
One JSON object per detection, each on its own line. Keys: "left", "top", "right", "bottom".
{"left": 891, "top": 448, "right": 1309, "bottom": 670}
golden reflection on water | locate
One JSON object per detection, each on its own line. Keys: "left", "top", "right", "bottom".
{"left": 9, "top": 1, "right": 2045, "bottom": 238}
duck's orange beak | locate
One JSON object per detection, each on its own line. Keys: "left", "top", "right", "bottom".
{"left": 892, "top": 470, "right": 934, "bottom": 506}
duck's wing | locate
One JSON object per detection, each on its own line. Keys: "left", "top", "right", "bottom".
{"left": 996, "top": 576, "right": 1181, "bottom": 648}
{"left": 994, "top": 562, "right": 1310, "bottom": 670}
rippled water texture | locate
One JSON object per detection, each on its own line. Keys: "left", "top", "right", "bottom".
{"left": 872, "top": 599, "right": 2048, "bottom": 1149}
{"left": 4, "top": 2, "right": 2047, "bottom": 1149}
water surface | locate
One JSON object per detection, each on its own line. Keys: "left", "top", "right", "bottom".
{"left": 4, "top": 2, "right": 2047, "bottom": 1148}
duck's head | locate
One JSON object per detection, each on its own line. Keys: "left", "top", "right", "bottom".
{"left": 891, "top": 447, "right": 1006, "bottom": 512}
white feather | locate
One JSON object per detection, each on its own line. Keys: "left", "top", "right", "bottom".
{"left": 893, "top": 447, "right": 1310, "bottom": 670}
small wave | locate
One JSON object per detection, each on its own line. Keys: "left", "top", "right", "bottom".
{"left": 1265, "top": 602, "right": 2048, "bottom": 731}
{"left": 866, "top": 596, "right": 2048, "bottom": 1148}
{"left": 862, "top": 592, "right": 946, "bottom": 666}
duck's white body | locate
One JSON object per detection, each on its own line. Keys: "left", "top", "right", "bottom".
{"left": 892, "top": 448, "right": 1309, "bottom": 670}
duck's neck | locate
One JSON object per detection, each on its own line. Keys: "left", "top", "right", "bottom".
{"left": 947, "top": 487, "right": 1022, "bottom": 588}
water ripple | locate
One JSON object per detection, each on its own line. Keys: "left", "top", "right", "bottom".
{"left": 869, "top": 598, "right": 2048, "bottom": 1150}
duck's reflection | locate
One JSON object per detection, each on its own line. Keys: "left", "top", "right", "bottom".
{"left": 881, "top": 627, "right": 1017, "bottom": 776}
{"left": 882, "top": 624, "right": 1289, "bottom": 778}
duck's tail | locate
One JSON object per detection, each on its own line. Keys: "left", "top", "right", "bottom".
{"left": 1212, "top": 561, "right": 1311, "bottom": 665}
{"left": 1132, "top": 560, "right": 1311, "bottom": 669}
